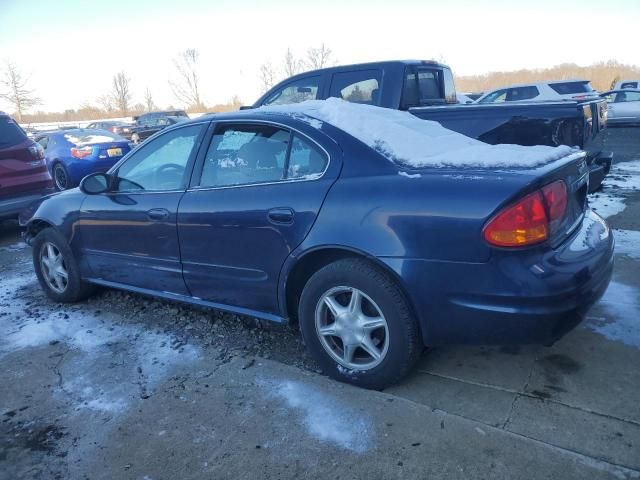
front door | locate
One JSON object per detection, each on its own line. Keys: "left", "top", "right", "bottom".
{"left": 178, "top": 121, "right": 339, "bottom": 315}
{"left": 79, "top": 123, "right": 206, "bottom": 294}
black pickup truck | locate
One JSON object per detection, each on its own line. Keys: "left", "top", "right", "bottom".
{"left": 251, "top": 60, "right": 611, "bottom": 190}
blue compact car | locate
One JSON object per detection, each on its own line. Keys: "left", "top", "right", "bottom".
{"left": 35, "top": 129, "right": 131, "bottom": 190}
{"left": 20, "top": 102, "right": 614, "bottom": 389}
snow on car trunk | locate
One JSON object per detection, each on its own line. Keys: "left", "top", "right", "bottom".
{"left": 259, "top": 98, "right": 579, "bottom": 168}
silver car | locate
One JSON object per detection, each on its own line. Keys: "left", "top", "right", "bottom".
{"left": 601, "top": 89, "right": 640, "bottom": 126}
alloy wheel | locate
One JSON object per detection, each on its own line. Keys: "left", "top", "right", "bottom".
{"left": 40, "top": 241, "right": 69, "bottom": 293}
{"left": 314, "top": 286, "right": 389, "bottom": 370}
{"left": 54, "top": 164, "right": 68, "bottom": 190}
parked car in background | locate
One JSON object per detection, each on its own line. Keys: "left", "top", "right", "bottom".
{"left": 614, "top": 80, "right": 640, "bottom": 90}
{"left": 476, "top": 80, "right": 599, "bottom": 103}
{"left": 0, "top": 112, "right": 53, "bottom": 220}
{"left": 128, "top": 111, "right": 190, "bottom": 144}
{"left": 600, "top": 89, "right": 640, "bottom": 126}
{"left": 20, "top": 101, "right": 613, "bottom": 389}
{"left": 35, "top": 129, "right": 131, "bottom": 190}
{"left": 130, "top": 116, "right": 188, "bottom": 145}
{"left": 251, "top": 60, "right": 611, "bottom": 191}
{"left": 85, "top": 120, "right": 132, "bottom": 137}
{"left": 456, "top": 93, "right": 474, "bottom": 104}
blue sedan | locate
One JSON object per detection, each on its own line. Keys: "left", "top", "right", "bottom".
{"left": 36, "top": 129, "right": 132, "bottom": 190}
{"left": 20, "top": 101, "right": 614, "bottom": 389}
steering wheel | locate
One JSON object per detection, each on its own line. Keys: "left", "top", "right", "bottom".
{"left": 157, "top": 163, "right": 185, "bottom": 176}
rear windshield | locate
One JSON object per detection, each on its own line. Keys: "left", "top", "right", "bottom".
{"left": 621, "top": 82, "right": 639, "bottom": 89}
{"left": 402, "top": 68, "right": 448, "bottom": 108}
{"left": 0, "top": 116, "right": 27, "bottom": 148}
{"left": 63, "top": 130, "right": 123, "bottom": 146}
{"left": 549, "top": 81, "right": 594, "bottom": 94}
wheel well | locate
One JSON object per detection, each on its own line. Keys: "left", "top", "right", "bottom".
{"left": 24, "top": 219, "right": 54, "bottom": 244}
{"left": 284, "top": 247, "right": 417, "bottom": 326}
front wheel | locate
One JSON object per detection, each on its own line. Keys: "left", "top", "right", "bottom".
{"left": 32, "top": 228, "right": 94, "bottom": 303}
{"left": 299, "top": 258, "right": 422, "bottom": 389}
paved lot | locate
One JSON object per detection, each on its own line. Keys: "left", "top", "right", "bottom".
{"left": 1, "top": 131, "right": 639, "bottom": 479}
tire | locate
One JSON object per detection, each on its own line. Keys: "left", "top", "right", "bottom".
{"left": 32, "top": 228, "right": 94, "bottom": 303}
{"left": 298, "top": 258, "right": 422, "bottom": 390}
{"left": 53, "top": 163, "right": 70, "bottom": 191}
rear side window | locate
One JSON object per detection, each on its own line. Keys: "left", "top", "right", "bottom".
{"left": 0, "top": 116, "right": 27, "bottom": 148}
{"left": 329, "top": 69, "right": 382, "bottom": 105}
{"left": 506, "top": 86, "right": 539, "bottom": 101}
{"left": 199, "top": 124, "right": 328, "bottom": 187}
{"left": 549, "top": 82, "right": 594, "bottom": 94}
{"left": 262, "top": 77, "right": 320, "bottom": 106}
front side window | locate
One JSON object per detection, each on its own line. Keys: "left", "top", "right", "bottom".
{"left": 479, "top": 89, "right": 508, "bottom": 104}
{"left": 329, "top": 70, "right": 382, "bottom": 105}
{"left": 115, "top": 124, "right": 203, "bottom": 192}
{"left": 262, "top": 77, "right": 320, "bottom": 106}
{"left": 614, "top": 91, "right": 640, "bottom": 103}
{"left": 442, "top": 68, "right": 457, "bottom": 104}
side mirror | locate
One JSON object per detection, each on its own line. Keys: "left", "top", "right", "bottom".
{"left": 80, "top": 172, "right": 110, "bottom": 194}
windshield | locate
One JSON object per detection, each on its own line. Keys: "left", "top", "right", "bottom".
{"left": 0, "top": 116, "right": 27, "bottom": 148}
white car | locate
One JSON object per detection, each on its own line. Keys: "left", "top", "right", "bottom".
{"left": 476, "top": 80, "right": 599, "bottom": 104}
{"left": 601, "top": 89, "right": 640, "bottom": 126}
{"left": 613, "top": 80, "right": 640, "bottom": 90}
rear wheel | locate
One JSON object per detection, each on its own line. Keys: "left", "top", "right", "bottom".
{"left": 32, "top": 228, "right": 94, "bottom": 303}
{"left": 299, "top": 258, "right": 422, "bottom": 389}
{"left": 53, "top": 163, "right": 70, "bottom": 191}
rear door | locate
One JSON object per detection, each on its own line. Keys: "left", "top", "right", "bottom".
{"left": 178, "top": 121, "right": 340, "bottom": 315}
{"left": 79, "top": 123, "right": 207, "bottom": 293}
{"left": 0, "top": 116, "right": 50, "bottom": 201}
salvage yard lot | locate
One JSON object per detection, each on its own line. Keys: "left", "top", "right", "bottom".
{"left": 1, "top": 129, "right": 639, "bottom": 480}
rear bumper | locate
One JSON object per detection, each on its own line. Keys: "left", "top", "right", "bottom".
{"left": 380, "top": 210, "right": 614, "bottom": 346}
{"left": 64, "top": 159, "right": 120, "bottom": 185}
{"left": 0, "top": 187, "right": 55, "bottom": 220}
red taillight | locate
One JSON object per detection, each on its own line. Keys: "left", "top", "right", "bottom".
{"left": 28, "top": 144, "right": 45, "bottom": 160}
{"left": 70, "top": 146, "right": 93, "bottom": 159}
{"left": 483, "top": 180, "right": 568, "bottom": 248}
{"left": 109, "top": 126, "right": 118, "bottom": 133}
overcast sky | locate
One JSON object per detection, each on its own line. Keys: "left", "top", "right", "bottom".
{"left": 0, "top": 0, "right": 638, "bottom": 112}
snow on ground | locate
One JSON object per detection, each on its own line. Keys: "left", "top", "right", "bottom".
{"left": 590, "top": 280, "right": 640, "bottom": 349}
{"left": 261, "top": 378, "right": 372, "bottom": 453}
{"left": 613, "top": 229, "right": 640, "bottom": 259}
{"left": 0, "top": 269, "right": 200, "bottom": 414}
{"left": 259, "top": 98, "right": 579, "bottom": 168}
{"left": 589, "top": 160, "right": 640, "bottom": 219}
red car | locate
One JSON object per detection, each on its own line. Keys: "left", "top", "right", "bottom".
{"left": 0, "top": 113, "right": 54, "bottom": 220}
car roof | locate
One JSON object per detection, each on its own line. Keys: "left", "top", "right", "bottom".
{"left": 601, "top": 89, "right": 640, "bottom": 94}
{"left": 485, "top": 80, "right": 591, "bottom": 91}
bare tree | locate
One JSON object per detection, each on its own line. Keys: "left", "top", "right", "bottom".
{"left": 144, "top": 88, "right": 156, "bottom": 112}
{"left": 170, "top": 48, "right": 204, "bottom": 109}
{"left": 305, "top": 43, "right": 333, "bottom": 70}
{"left": 111, "top": 71, "right": 131, "bottom": 115}
{"left": 0, "top": 62, "right": 40, "bottom": 122}
{"left": 259, "top": 62, "right": 277, "bottom": 93}
{"left": 283, "top": 48, "right": 303, "bottom": 77}
{"left": 97, "top": 94, "right": 115, "bottom": 113}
